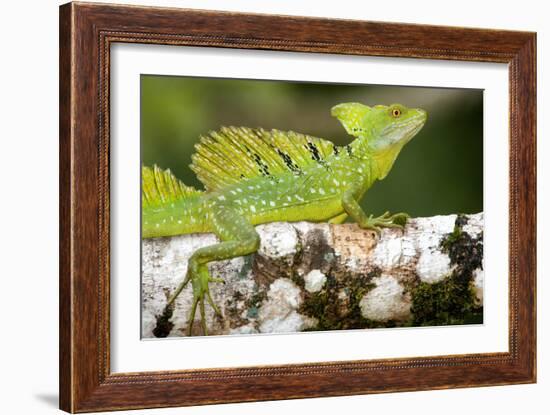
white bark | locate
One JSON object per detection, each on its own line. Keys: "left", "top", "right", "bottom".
{"left": 142, "top": 213, "right": 483, "bottom": 337}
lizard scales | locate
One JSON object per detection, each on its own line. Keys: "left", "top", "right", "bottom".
{"left": 142, "top": 102, "right": 427, "bottom": 335}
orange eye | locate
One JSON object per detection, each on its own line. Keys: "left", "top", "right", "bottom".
{"left": 391, "top": 108, "right": 401, "bottom": 118}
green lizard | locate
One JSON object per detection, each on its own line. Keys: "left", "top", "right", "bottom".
{"left": 142, "top": 102, "right": 427, "bottom": 335}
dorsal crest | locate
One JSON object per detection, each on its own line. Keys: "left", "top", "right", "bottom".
{"left": 190, "top": 126, "right": 337, "bottom": 191}
{"left": 142, "top": 165, "right": 201, "bottom": 208}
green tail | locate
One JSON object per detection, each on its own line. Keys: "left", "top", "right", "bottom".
{"left": 142, "top": 165, "right": 205, "bottom": 238}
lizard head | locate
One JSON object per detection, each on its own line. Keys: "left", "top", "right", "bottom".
{"left": 331, "top": 102, "right": 427, "bottom": 150}
{"left": 331, "top": 102, "right": 427, "bottom": 178}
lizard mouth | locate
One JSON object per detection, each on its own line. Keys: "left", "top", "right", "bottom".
{"left": 381, "top": 110, "right": 427, "bottom": 146}
{"left": 407, "top": 113, "right": 427, "bottom": 137}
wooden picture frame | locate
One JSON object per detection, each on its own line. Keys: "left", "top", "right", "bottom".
{"left": 59, "top": 2, "right": 536, "bottom": 412}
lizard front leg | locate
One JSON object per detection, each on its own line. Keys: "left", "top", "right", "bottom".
{"left": 342, "top": 186, "right": 409, "bottom": 234}
{"left": 167, "top": 205, "right": 260, "bottom": 336}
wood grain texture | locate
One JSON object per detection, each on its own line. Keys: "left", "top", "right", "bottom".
{"left": 59, "top": 3, "right": 73, "bottom": 411}
{"left": 59, "top": 2, "right": 536, "bottom": 412}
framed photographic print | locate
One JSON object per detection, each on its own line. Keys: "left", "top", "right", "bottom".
{"left": 59, "top": 2, "right": 536, "bottom": 412}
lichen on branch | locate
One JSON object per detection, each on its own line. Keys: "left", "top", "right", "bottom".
{"left": 141, "top": 213, "right": 483, "bottom": 337}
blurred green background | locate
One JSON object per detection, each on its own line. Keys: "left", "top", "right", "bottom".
{"left": 141, "top": 75, "right": 483, "bottom": 217}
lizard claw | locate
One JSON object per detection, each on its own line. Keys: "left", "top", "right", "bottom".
{"left": 185, "top": 264, "right": 224, "bottom": 336}
{"left": 361, "top": 211, "right": 410, "bottom": 234}
{"left": 206, "top": 290, "right": 222, "bottom": 316}
{"left": 361, "top": 218, "right": 382, "bottom": 236}
{"left": 168, "top": 262, "right": 224, "bottom": 336}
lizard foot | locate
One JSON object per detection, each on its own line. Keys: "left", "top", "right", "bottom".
{"left": 167, "top": 263, "right": 224, "bottom": 336}
{"left": 361, "top": 211, "right": 410, "bottom": 235}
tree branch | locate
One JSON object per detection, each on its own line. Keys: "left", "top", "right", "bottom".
{"left": 142, "top": 212, "right": 483, "bottom": 337}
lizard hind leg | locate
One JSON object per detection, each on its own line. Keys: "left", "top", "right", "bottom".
{"left": 328, "top": 212, "right": 348, "bottom": 224}
{"left": 168, "top": 206, "right": 260, "bottom": 336}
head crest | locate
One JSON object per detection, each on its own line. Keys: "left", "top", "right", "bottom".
{"left": 331, "top": 103, "right": 370, "bottom": 138}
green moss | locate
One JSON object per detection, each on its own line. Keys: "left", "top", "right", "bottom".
{"left": 300, "top": 268, "right": 388, "bottom": 331}
{"left": 441, "top": 225, "right": 461, "bottom": 251}
{"left": 244, "top": 290, "right": 267, "bottom": 319}
{"left": 392, "top": 214, "right": 408, "bottom": 227}
{"left": 410, "top": 215, "right": 483, "bottom": 326}
{"left": 444, "top": 222, "right": 483, "bottom": 274}
{"left": 410, "top": 276, "right": 480, "bottom": 326}
{"left": 246, "top": 290, "right": 267, "bottom": 308}
{"left": 290, "top": 273, "right": 305, "bottom": 289}
{"left": 153, "top": 302, "right": 175, "bottom": 338}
